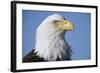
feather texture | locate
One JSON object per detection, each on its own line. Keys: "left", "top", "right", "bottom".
{"left": 35, "top": 14, "right": 72, "bottom": 61}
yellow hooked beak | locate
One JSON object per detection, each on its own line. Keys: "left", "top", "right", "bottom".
{"left": 57, "top": 20, "right": 74, "bottom": 31}
{"left": 63, "top": 20, "right": 74, "bottom": 31}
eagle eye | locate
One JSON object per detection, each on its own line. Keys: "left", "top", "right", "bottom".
{"left": 53, "top": 20, "right": 62, "bottom": 25}
{"left": 53, "top": 20, "right": 59, "bottom": 24}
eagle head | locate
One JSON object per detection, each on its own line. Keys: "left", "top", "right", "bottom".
{"left": 34, "top": 14, "right": 74, "bottom": 61}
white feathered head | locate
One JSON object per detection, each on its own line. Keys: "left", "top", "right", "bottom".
{"left": 35, "top": 14, "right": 74, "bottom": 61}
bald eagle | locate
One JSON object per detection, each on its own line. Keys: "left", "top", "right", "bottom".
{"left": 23, "top": 14, "right": 74, "bottom": 62}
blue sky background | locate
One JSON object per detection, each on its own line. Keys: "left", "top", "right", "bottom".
{"left": 22, "top": 10, "right": 91, "bottom": 60}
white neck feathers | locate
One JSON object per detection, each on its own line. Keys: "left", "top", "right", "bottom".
{"left": 35, "top": 26, "right": 71, "bottom": 61}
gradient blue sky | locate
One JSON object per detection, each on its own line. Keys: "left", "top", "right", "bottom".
{"left": 22, "top": 10, "right": 91, "bottom": 60}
